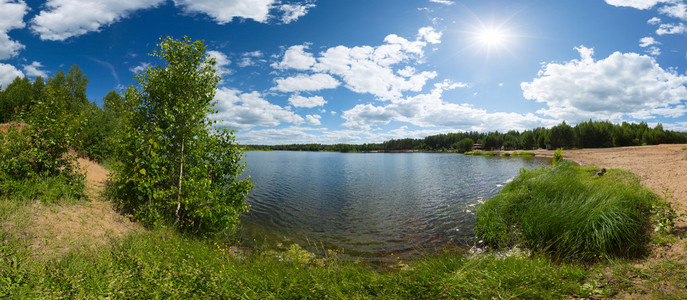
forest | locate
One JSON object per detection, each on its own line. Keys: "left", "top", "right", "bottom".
{"left": 248, "top": 120, "right": 687, "bottom": 152}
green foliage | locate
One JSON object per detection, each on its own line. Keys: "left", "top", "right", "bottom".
{"left": 552, "top": 148, "right": 564, "bottom": 165}
{"left": 475, "top": 162, "right": 656, "bottom": 262}
{"left": 249, "top": 120, "right": 687, "bottom": 152}
{"left": 109, "top": 36, "right": 252, "bottom": 237}
{"left": 650, "top": 191, "right": 685, "bottom": 234}
{"left": 452, "top": 137, "right": 474, "bottom": 153}
{"left": 5, "top": 228, "right": 589, "bottom": 299}
{"left": 0, "top": 125, "right": 84, "bottom": 201}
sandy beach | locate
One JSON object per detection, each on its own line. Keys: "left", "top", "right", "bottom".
{"left": 532, "top": 144, "right": 687, "bottom": 215}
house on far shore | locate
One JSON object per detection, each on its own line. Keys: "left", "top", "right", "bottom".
{"left": 473, "top": 143, "right": 483, "bottom": 150}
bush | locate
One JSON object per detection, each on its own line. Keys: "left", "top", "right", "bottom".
{"left": 552, "top": 148, "right": 564, "bottom": 165}
{"left": 475, "top": 161, "right": 656, "bottom": 261}
{"left": 0, "top": 124, "right": 84, "bottom": 200}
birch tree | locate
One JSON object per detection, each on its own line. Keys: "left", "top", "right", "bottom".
{"left": 111, "top": 36, "right": 252, "bottom": 236}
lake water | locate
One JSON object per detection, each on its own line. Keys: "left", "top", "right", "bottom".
{"left": 239, "top": 151, "right": 548, "bottom": 261}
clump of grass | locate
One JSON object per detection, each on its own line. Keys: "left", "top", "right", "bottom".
{"left": 475, "top": 161, "right": 656, "bottom": 262}
{"left": 514, "top": 151, "right": 536, "bottom": 157}
{"left": 501, "top": 152, "right": 511, "bottom": 157}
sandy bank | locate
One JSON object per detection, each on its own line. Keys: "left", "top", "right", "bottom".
{"left": 532, "top": 144, "right": 687, "bottom": 214}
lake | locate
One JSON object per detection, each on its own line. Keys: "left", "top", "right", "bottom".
{"left": 239, "top": 151, "right": 548, "bottom": 261}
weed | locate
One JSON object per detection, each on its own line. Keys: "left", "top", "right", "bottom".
{"left": 650, "top": 190, "right": 685, "bottom": 234}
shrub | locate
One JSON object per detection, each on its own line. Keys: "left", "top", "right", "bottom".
{"left": 0, "top": 124, "right": 84, "bottom": 200}
{"left": 475, "top": 162, "right": 656, "bottom": 261}
{"left": 552, "top": 148, "right": 564, "bottom": 165}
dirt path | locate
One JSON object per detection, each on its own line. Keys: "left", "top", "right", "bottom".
{"left": 531, "top": 144, "right": 687, "bottom": 211}
{"left": 24, "top": 158, "right": 141, "bottom": 258}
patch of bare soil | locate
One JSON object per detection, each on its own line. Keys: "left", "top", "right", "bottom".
{"left": 23, "top": 158, "right": 142, "bottom": 259}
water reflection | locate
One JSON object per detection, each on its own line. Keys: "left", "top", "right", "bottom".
{"left": 239, "top": 151, "right": 547, "bottom": 261}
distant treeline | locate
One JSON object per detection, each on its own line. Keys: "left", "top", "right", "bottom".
{"left": 247, "top": 121, "right": 687, "bottom": 152}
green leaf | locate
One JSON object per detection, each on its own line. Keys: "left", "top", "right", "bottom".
{"left": 139, "top": 168, "right": 146, "bottom": 175}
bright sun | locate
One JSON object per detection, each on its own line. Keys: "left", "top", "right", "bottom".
{"left": 478, "top": 28, "right": 505, "bottom": 46}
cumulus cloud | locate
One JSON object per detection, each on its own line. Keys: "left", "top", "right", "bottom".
{"left": 174, "top": 0, "right": 275, "bottom": 24}
{"left": 22, "top": 61, "right": 48, "bottom": 78}
{"left": 129, "top": 62, "right": 150, "bottom": 73}
{"left": 656, "top": 23, "right": 687, "bottom": 34}
{"left": 30, "top": 0, "right": 165, "bottom": 41}
{"left": 659, "top": 2, "right": 687, "bottom": 20}
{"left": 273, "top": 73, "right": 341, "bottom": 92}
{"left": 238, "top": 50, "right": 264, "bottom": 67}
{"left": 304, "top": 114, "right": 321, "bottom": 125}
{"left": 0, "top": 63, "right": 23, "bottom": 87}
{"left": 272, "top": 44, "right": 316, "bottom": 70}
{"left": 639, "top": 36, "right": 660, "bottom": 47}
{"left": 340, "top": 79, "right": 553, "bottom": 131}
{"left": 0, "top": 0, "right": 28, "bottom": 59}
{"left": 605, "top": 0, "right": 670, "bottom": 10}
{"left": 207, "top": 50, "right": 231, "bottom": 75}
{"left": 213, "top": 87, "right": 305, "bottom": 130}
{"left": 288, "top": 95, "right": 327, "bottom": 108}
{"left": 646, "top": 46, "right": 661, "bottom": 56}
{"left": 279, "top": 2, "right": 315, "bottom": 24}
{"left": 648, "top": 17, "right": 662, "bottom": 24}
{"left": 521, "top": 46, "right": 687, "bottom": 122}
{"left": 271, "top": 27, "right": 442, "bottom": 100}
{"left": 429, "top": 0, "right": 455, "bottom": 5}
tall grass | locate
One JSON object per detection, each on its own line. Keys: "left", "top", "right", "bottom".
{"left": 475, "top": 161, "right": 656, "bottom": 262}
{"left": 2, "top": 228, "right": 589, "bottom": 299}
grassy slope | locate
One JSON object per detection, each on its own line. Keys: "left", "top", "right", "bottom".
{"left": 2, "top": 160, "right": 687, "bottom": 298}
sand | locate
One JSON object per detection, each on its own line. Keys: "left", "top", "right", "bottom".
{"left": 532, "top": 144, "right": 687, "bottom": 222}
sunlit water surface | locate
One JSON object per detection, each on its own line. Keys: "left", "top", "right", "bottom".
{"left": 239, "top": 151, "right": 548, "bottom": 261}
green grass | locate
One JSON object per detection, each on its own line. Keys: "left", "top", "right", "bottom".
{"left": 475, "top": 161, "right": 657, "bottom": 262}
{"left": 1, "top": 227, "right": 592, "bottom": 299}
{"left": 464, "top": 151, "right": 496, "bottom": 156}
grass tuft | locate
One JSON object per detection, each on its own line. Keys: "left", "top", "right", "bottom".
{"left": 475, "top": 161, "right": 656, "bottom": 262}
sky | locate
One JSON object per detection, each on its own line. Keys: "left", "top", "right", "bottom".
{"left": 1, "top": 0, "right": 687, "bottom": 144}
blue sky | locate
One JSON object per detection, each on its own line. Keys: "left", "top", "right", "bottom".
{"left": 1, "top": 0, "right": 687, "bottom": 144}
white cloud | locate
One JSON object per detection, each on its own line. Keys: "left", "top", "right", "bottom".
{"left": 656, "top": 23, "right": 687, "bottom": 34}
{"left": 418, "top": 26, "right": 442, "bottom": 44}
{"left": 22, "top": 61, "right": 48, "bottom": 78}
{"left": 273, "top": 73, "right": 341, "bottom": 92}
{"left": 659, "top": 2, "right": 687, "bottom": 20}
{"left": 521, "top": 46, "right": 687, "bottom": 122}
{"left": 289, "top": 95, "right": 327, "bottom": 108}
{"left": 605, "top": 0, "right": 670, "bottom": 9}
{"left": 304, "top": 114, "right": 321, "bottom": 125}
{"left": 129, "top": 62, "right": 150, "bottom": 73}
{"left": 174, "top": 0, "right": 276, "bottom": 24}
{"left": 30, "top": 0, "right": 165, "bottom": 41}
{"left": 0, "top": 0, "right": 28, "bottom": 59}
{"left": 207, "top": 50, "right": 232, "bottom": 75}
{"left": 0, "top": 63, "right": 23, "bottom": 88}
{"left": 279, "top": 2, "right": 315, "bottom": 24}
{"left": 238, "top": 50, "right": 264, "bottom": 67}
{"left": 272, "top": 27, "right": 441, "bottom": 100}
{"left": 648, "top": 17, "right": 662, "bottom": 24}
{"left": 639, "top": 36, "right": 660, "bottom": 47}
{"left": 272, "top": 44, "right": 316, "bottom": 70}
{"left": 213, "top": 87, "right": 305, "bottom": 130}
{"left": 429, "top": 0, "right": 455, "bottom": 5}
{"left": 341, "top": 79, "right": 553, "bottom": 131}
{"left": 646, "top": 46, "right": 661, "bottom": 56}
